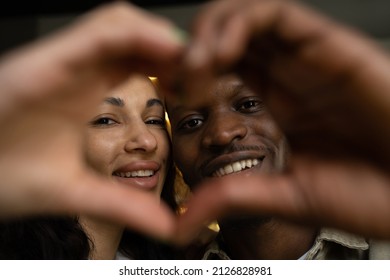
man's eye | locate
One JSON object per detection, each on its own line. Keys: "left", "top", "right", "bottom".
{"left": 237, "top": 99, "right": 263, "bottom": 112}
{"left": 241, "top": 100, "right": 257, "bottom": 109}
{"left": 179, "top": 118, "right": 203, "bottom": 130}
{"left": 91, "top": 117, "right": 116, "bottom": 126}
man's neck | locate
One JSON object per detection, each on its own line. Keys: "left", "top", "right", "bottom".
{"left": 219, "top": 217, "right": 317, "bottom": 259}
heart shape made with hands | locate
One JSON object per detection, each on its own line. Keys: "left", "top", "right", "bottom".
{"left": 1, "top": 0, "right": 390, "bottom": 250}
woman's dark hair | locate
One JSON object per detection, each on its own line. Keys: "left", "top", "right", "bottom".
{"left": 0, "top": 154, "right": 178, "bottom": 260}
{"left": 0, "top": 216, "right": 90, "bottom": 260}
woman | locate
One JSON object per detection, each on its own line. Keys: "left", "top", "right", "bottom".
{"left": 0, "top": 74, "right": 177, "bottom": 259}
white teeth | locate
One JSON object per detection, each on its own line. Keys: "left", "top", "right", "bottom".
{"left": 212, "top": 158, "right": 261, "bottom": 177}
{"left": 115, "top": 170, "right": 155, "bottom": 178}
{"left": 224, "top": 165, "right": 234, "bottom": 174}
{"left": 232, "top": 162, "right": 242, "bottom": 172}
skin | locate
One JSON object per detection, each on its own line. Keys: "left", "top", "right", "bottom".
{"left": 169, "top": 75, "right": 286, "bottom": 186}
{"left": 84, "top": 75, "right": 169, "bottom": 198}
{"left": 173, "top": 0, "right": 390, "bottom": 244}
{"left": 0, "top": 1, "right": 184, "bottom": 241}
{"left": 167, "top": 74, "right": 316, "bottom": 259}
{"left": 81, "top": 74, "right": 170, "bottom": 259}
{"left": 2, "top": 0, "right": 390, "bottom": 246}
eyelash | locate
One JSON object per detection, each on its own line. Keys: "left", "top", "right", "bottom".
{"left": 146, "top": 118, "right": 166, "bottom": 128}
{"left": 236, "top": 98, "right": 264, "bottom": 112}
{"left": 176, "top": 98, "right": 263, "bottom": 132}
{"left": 91, "top": 117, "right": 166, "bottom": 128}
{"left": 177, "top": 117, "right": 204, "bottom": 132}
{"left": 91, "top": 117, "right": 117, "bottom": 127}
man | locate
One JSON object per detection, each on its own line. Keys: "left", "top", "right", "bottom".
{"left": 166, "top": 74, "right": 390, "bottom": 259}
{"left": 173, "top": 0, "right": 390, "bottom": 243}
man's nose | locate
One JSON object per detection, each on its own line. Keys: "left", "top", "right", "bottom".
{"left": 201, "top": 112, "right": 247, "bottom": 149}
{"left": 124, "top": 122, "right": 157, "bottom": 153}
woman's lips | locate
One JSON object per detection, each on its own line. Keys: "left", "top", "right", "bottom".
{"left": 112, "top": 161, "right": 160, "bottom": 190}
{"left": 113, "top": 170, "right": 160, "bottom": 190}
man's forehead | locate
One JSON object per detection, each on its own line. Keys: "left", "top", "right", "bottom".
{"left": 166, "top": 76, "right": 245, "bottom": 113}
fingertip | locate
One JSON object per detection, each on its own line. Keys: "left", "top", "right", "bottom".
{"left": 157, "top": 26, "right": 189, "bottom": 49}
{"left": 184, "top": 42, "right": 211, "bottom": 71}
{"left": 69, "top": 173, "right": 178, "bottom": 241}
{"left": 173, "top": 27, "right": 190, "bottom": 44}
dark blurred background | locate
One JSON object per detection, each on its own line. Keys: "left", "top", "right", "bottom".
{"left": 1, "top": 0, "right": 390, "bottom": 54}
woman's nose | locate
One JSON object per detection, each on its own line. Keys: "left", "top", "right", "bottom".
{"left": 124, "top": 122, "right": 157, "bottom": 153}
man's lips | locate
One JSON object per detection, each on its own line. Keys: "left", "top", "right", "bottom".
{"left": 211, "top": 157, "right": 264, "bottom": 177}
{"left": 202, "top": 152, "right": 266, "bottom": 178}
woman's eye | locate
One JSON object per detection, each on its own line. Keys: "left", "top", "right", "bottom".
{"left": 91, "top": 117, "right": 117, "bottom": 126}
{"left": 146, "top": 118, "right": 166, "bottom": 127}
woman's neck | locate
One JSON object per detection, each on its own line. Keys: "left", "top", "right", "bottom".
{"left": 79, "top": 216, "right": 124, "bottom": 260}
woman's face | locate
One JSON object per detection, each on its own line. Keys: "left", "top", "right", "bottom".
{"left": 84, "top": 75, "right": 170, "bottom": 197}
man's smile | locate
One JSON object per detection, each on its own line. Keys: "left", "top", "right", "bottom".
{"left": 211, "top": 157, "right": 264, "bottom": 177}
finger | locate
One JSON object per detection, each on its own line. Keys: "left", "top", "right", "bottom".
{"left": 174, "top": 159, "right": 390, "bottom": 245}
{"left": 60, "top": 171, "right": 177, "bottom": 242}
{"left": 287, "top": 158, "right": 390, "bottom": 238}
{"left": 48, "top": 2, "right": 186, "bottom": 94}
{"left": 0, "top": 2, "right": 186, "bottom": 111}
{"left": 174, "top": 174, "right": 303, "bottom": 246}
{"left": 185, "top": 0, "right": 242, "bottom": 69}
{"left": 60, "top": 1, "right": 185, "bottom": 65}
{"left": 186, "top": 0, "right": 285, "bottom": 71}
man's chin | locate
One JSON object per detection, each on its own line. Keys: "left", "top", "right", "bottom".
{"left": 219, "top": 214, "right": 272, "bottom": 230}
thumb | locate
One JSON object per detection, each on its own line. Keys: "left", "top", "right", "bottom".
{"left": 174, "top": 174, "right": 305, "bottom": 246}
{"left": 62, "top": 171, "right": 177, "bottom": 242}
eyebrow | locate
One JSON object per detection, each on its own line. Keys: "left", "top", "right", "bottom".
{"left": 104, "top": 97, "right": 124, "bottom": 107}
{"left": 104, "top": 97, "right": 163, "bottom": 109}
{"left": 146, "top": 98, "right": 164, "bottom": 108}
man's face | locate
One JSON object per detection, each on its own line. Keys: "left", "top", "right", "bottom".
{"left": 167, "top": 75, "right": 286, "bottom": 189}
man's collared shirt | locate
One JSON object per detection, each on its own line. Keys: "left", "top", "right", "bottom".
{"left": 201, "top": 228, "right": 390, "bottom": 260}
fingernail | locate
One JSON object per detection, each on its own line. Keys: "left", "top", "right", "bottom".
{"left": 156, "top": 26, "right": 188, "bottom": 48}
